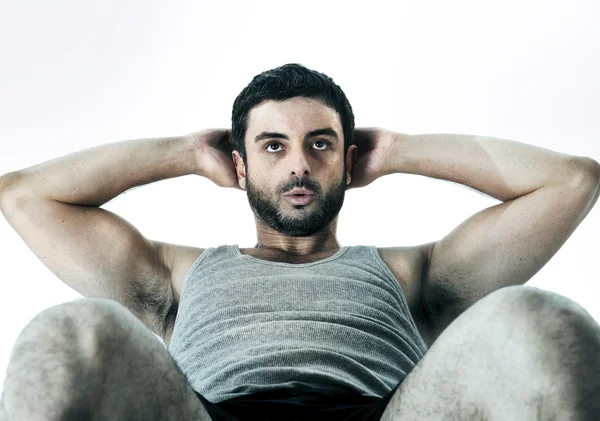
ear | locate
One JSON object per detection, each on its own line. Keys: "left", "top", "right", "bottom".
{"left": 346, "top": 145, "right": 358, "bottom": 185}
{"left": 232, "top": 150, "right": 247, "bottom": 190}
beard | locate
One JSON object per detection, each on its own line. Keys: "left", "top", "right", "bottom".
{"left": 245, "top": 163, "right": 347, "bottom": 237}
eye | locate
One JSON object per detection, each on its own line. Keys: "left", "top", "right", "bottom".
{"left": 265, "top": 140, "right": 331, "bottom": 152}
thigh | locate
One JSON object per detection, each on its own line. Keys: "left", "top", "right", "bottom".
{"left": 3, "top": 297, "right": 212, "bottom": 421}
{"left": 379, "top": 285, "right": 570, "bottom": 421}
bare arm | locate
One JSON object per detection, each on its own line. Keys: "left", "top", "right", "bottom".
{"left": 0, "top": 134, "right": 201, "bottom": 339}
{"left": 1, "top": 135, "right": 199, "bottom": 206}
{"left": 387, "top": 132, "right": 599, "bottom": 343}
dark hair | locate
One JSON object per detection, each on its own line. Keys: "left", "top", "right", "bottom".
{"left": 231, "top": 63, "right": 355, "bottom": 165}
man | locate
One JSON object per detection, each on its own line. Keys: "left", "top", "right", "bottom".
{"left": 0, "top": 63, "right": 599, "bottom": 420}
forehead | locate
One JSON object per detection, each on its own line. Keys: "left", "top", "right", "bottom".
{"left": 247, "top": 97, "right": 342, "bottom": 137}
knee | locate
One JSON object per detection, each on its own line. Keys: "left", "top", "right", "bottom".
{"left": 488, "top": 287, "right": 600, "bottom": 415}
{"left": 487, "top": 285, "right": 596, "bottom": 330}
{"left": 485, "top": 285, "right": 600, "bottom": 359}
{"left": 13, "top": 298, "right": 135, "bottom": 362}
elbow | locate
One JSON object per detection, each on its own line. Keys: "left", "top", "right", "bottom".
{"left": 585, "top": 158, "right": 600, "bottom": 185}
{"left": 569, "top": 157, "right": 600, "bottom": 212}
{"left": 566, "top": 157, "right": 600, "bottom": 190}
{"left": 0, "top": 172, "right": 22, "bottom": 199}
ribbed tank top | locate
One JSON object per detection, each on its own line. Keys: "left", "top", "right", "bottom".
{"left": 168, "top": 244, "right": 428, "bottom": 404}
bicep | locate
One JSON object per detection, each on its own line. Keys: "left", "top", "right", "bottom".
{"left": 421, "top": 175, "right": 598, "bottom": 337}
{"left": 1, "top": 191, "right": 174, "bottom": 338}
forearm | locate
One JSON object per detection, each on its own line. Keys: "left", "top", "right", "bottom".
{"left": 390, "top": 132, "right": 594, "bottom": 202}
{"left": 3, "top": 135, "right": 198, "bottom": 207}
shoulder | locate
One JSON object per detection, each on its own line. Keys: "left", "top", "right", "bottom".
{"left": 376, "top": 242, "right": 436, "bottom": 345}
{"left": 153, "top": 242, "right": 207, "bottom": 347}
{"left": 155, "top": 242, "right": 208, "bottom": 304}
{"left": 375, "top": 243, "right": 434, "bottom": 312}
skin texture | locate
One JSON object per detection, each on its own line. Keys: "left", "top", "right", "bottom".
{"left": 1, "top": 298, "right": 213, "bottom": 421}
{"left": 378, "top": 285, "right": 600, "bottom": 421}
{"left": 232, "top": 97, "right": 357, "bottom": 256}
{"left": 3, "top": 97, "right": 597, "bottom": 419}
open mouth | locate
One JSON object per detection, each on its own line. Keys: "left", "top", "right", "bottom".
{"left": 285, "top": 194, "right": 315, "bottom": 204}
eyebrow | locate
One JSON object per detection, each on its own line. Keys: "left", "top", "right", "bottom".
{"left": 254, "top": 127, "right": 339, "bottom": 143}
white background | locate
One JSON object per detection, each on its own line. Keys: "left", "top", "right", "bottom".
{"left": 1, "top": 0, "right": 599, "bottom": 398}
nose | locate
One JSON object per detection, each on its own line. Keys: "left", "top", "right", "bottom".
{"left": 287, "top": 148, "right": 312, "bottom": 178}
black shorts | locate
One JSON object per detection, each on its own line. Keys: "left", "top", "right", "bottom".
{"left": 194, "top": 382, "right": 403, "bottom": 421}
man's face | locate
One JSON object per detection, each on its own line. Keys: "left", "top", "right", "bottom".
{"left": 237, "top": 97, "right": 350, "bottom": 237}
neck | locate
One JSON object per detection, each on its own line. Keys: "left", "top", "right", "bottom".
{"left": 253, "top": 240, "right": 341, "bottom": 256}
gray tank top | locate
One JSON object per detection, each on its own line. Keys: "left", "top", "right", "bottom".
{"left": 168, "top": 244, "right": 428, "bottom": 403}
